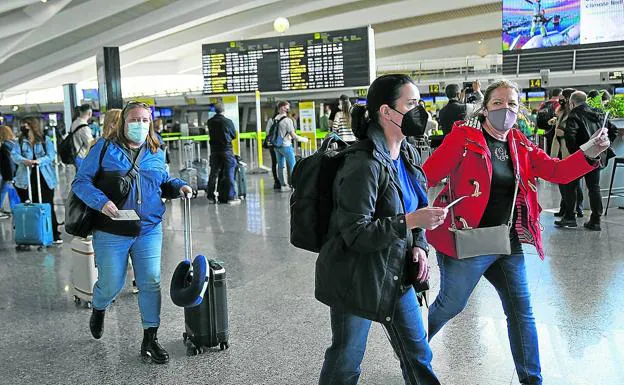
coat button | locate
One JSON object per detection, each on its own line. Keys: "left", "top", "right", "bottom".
{"left": 393, "top": 275, "right": 398, "bottom": 281}
{"left": 385, "top": 317, "right": 391, "bottom": 322}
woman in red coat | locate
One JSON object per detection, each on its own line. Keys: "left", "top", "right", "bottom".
{"left": 422, "top": 80, "right": 611, "bottom": 385}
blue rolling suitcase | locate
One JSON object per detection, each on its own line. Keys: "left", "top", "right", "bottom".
{"left": 13, "top": 165, "right": 53, "bottom": 248}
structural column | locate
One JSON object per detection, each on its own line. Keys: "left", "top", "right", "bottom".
{"left": 96, "top": 47, "right": 123, "bottom": 112}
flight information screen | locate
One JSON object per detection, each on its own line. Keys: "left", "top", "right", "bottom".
{"left": 202, "top": 27, "right": 373, "bottom": 94}
{"left": 502, "top": 0, "right": 624, "bottom": 51}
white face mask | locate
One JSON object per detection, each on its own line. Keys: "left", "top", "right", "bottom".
{"left": 127, "top": 121, "right": 150, "bottom": 144}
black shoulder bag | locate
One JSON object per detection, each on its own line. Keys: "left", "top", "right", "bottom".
{"left": 65, "top": 140, "right": 111, "bottom": 238}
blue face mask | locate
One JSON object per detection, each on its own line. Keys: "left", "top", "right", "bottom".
{"left": 127, "top": 122, "right": 150, "bottom": 144}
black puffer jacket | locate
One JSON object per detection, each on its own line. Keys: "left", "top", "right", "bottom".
{"left": 564, "top": 103, "right": 618, "bottom": 153}
{"left": 315, "top": 123, "right": 429, "bottom": 323}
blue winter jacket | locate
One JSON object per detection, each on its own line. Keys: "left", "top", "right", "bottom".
{"left": 11, "top": 137, "right": 57, "bottom": 190}
{"left": 72, "top": 138, "right": 187, "bottom": 235}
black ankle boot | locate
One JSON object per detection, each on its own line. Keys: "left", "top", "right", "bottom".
{"left": 89, "top": 309, "right": 105, "bottom": 339}
{"left": 141, "top": 327, "right": 169, "bottom": 364}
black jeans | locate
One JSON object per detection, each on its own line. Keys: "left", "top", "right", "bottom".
{"left": 563, "top": 168, "right": 602, "bottom": 221}
{"left": 558, "top": 183, "right": 583, "bottom": 214}
{"left": 268, "top": 147, "right": 280, "bottom": 188}
{"left": 207, "top": 151, "right": 236, "bottom": 202}
{"left": 16, "top": 173, "right": 61, "bottom": 241}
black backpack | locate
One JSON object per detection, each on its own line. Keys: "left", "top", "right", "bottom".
{"left": 58, "top": 124, "right": 88, "bottom": 165}
{"left": 536, "top": 101, "right": 557, "bottom": 131}
{"left": 289, "top": 135, "right": 388, "bottom": 253}
{"left": 263, "top": 117, "right": 286, "bottom": 148}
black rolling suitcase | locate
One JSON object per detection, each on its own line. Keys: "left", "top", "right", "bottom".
{"left": 183, "top": 259, "right": 230, "bottom": 354}
{"left": 176, "top": 198, "right": 230, "bottom": 355}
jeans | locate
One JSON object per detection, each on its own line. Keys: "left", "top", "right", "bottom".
{"left": 92, "top": 223, "right": 163, "bottom": 328}
{"left": 563, "top": 168, "right": 602, "bottom": 222}
{"left": 207, "top": 151, "right": 236, "bottom": 202}
{"left": 319, "top": 288, "right": 440, "bottom": 385}
{"left": 275, "top": 146, "right": 295, "bottom": 187}
{"left": 0, "top": 181, "right": 20, "bottom": 210}
{"left": 557, "top": 183, "right": 583, "bottom": 214}
{"left": 268, "top": 148, "right": 281, "bottom": 188}
{"left": 429, "top": 252, "right": 542, "bottom": 385}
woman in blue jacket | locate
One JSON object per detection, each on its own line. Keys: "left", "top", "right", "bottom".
{"left": 73, "top": 101, "right": 192, "bottom": 364}
{"left": 11, "top": 117, "right": 63, "bottom": 244}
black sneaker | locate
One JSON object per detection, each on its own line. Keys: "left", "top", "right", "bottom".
{"left": 554, "top": 218, "right": 577, "bottom": 228}
{"left": 553, "top": 211, "right": 564, "bottom": 217}
{"left": 583, "top": 221, "right": 601, "bottom": 231}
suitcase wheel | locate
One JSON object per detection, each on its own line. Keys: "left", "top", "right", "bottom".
{"left": 85, "top": 301, "right": 92, "bottom": 309}
{"left": 192, "top": 191, "right": 198, "bottom": 199}
{"left": 184, "top": 339, "right": 202, "bottom": 356}
{"left": 220, "top": 342, "right": 229, "bottom": 350}
{"left": 182, "top": 332, "right": 187, "bottom": 342}
{"left": 74, "top": 296, "right": 81, "bottom": 305}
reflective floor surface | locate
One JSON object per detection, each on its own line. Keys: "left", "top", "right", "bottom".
{"left": 0, "top": 164, "right": 622, "bottom": 385}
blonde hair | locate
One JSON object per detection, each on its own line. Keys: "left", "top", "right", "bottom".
{"left": 102, "top": 109, "right": 122, "bottom": 139}
{"left": 0, "top": 125, "right": 16, "bottom": 142}
{"left": 112, "top": 102, "right": 159, "bottom": 153}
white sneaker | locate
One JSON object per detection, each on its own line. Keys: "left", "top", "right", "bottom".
{"left": 227, "top": 198, "right": 242, "bottom": 205}
{"left": 280, "top": 186, "right": 291, "bottom": 193}
{"left": 0, "top": 213, "right": 10, "bottom": 220}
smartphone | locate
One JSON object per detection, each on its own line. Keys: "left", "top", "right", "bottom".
{"left": 463, "top": 81, "right": 473, "bottom": 94}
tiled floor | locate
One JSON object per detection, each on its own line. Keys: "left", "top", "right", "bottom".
{"left": 0, "top": 164, "right": 622, "bottom": 385}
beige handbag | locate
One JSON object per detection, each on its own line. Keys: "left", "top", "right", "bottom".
{"left": 447, "top": 137, "right": 520, "bottom": 259}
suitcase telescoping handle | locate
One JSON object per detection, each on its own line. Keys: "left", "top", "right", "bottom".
{"left": 26, "top": 164, "right": 44, "bottom": 203}
{"left": 182, "top": 196, "right": 193, "bottom": 261}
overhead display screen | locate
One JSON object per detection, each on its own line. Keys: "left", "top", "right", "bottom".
{"left": 502, "top": 0, "right": 624, "bottom": 51}
{"left": 202, "top": 27, "right": 373, "bottom": 94}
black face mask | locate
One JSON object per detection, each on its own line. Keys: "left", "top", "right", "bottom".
{"left": 390, "top": 105, "right": 428, "bottom": 137}
{"left": 20, "top": 126, "right": 29, "bottom": 136}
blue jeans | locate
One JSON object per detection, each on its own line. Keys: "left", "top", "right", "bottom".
{"left": 92, "top": 224, "right": 163, "bottom": 328}
{"left": 0, "top": 181, "right": 20, "bottom": 210}
{"left": 428, "top": 252, "right": 542, "bottom": 385}
{"left": 275, "top": 146, "right": 296, "bottom": 187}
{"left": 319, "top": 288, "right": 440, "bottom": 385}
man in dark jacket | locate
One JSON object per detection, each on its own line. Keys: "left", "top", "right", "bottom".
{"left": 206, "top": 104, "right": 239, "bottom": 204}
{"left": 438, "top": 82, "right": 483, "bottom": 139}
{"left": 558, "top": 91, "right": 618, "bottom": 230}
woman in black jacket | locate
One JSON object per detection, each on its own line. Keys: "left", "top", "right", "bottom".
{"left": 315, "top": 74, "right": 447, "bottom": 385}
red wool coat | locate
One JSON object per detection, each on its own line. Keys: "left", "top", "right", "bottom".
{"left": 423, "top": 118, "right": 598, "bottom": 259}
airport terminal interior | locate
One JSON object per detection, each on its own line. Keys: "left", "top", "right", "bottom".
{"left": 1, "top": 1, "right": 623, "bottom": 384}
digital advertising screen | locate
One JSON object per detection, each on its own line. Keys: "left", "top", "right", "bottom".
{"left": 502, "top": 0, "right": 624, "bottom": 51}
{"left": 202, "top": 27, "right": 373, "bottom": 94}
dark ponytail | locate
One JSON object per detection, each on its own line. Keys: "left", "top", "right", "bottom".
{"left": 351, "top": 74, "right": 417, "bottom": 139}
{"left": 351, "top": 104, "right": 369, "bottom": 139}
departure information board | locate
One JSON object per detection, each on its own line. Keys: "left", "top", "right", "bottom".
{"left": 202, "top": 27, "right": 373, "bottom": 94}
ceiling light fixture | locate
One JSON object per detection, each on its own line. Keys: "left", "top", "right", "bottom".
{"left": 41, "top": 0, "right": 48, "bottom": 3}
{"left": 478, "top": 40, "right": 483, "bottom": 44}
{"left": 273, "top": 17, "right": 290, "bottom": 34}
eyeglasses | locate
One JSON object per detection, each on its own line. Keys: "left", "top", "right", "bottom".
{"left": 122, "top": 100, "right": 150, "bottom": 112}
{"left": 122, "top": 101, "right": 152, "bottom": 120}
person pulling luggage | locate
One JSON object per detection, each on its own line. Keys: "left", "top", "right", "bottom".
{"left": 11, "top": 117, "right": 63, "bottom": 244}
{"left": 72, "top": 101, "right": 192, "bottom": 364}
